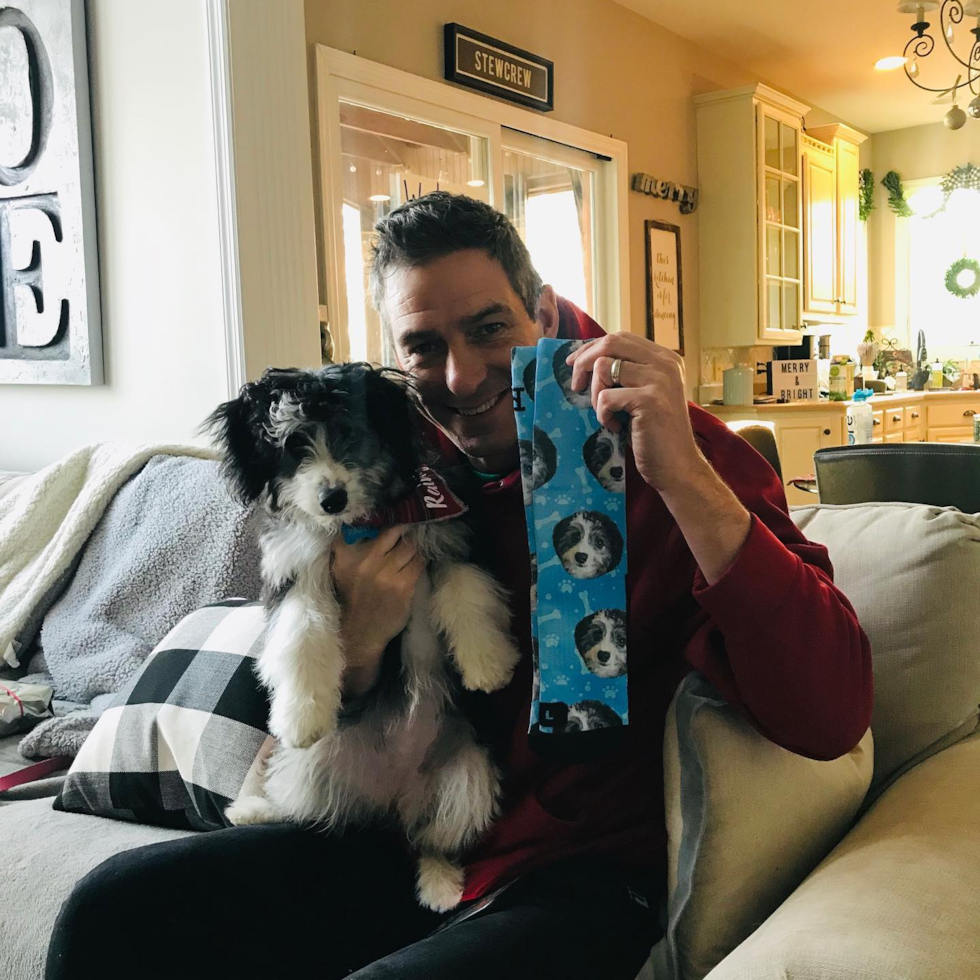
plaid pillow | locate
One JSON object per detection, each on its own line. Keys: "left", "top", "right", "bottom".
{"left": 54, "top": 599, "right": 272, "bottom": 831}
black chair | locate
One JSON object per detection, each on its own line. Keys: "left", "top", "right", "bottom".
{"left": 813, "top": 443, "right": 980, "bottom": 512}
{"left": 733, "top": 424, "right": 783, "bottom": 481}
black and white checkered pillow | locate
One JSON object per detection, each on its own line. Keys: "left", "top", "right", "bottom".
{"left": 54, "top": 599, "right": 271, "bottom": 831}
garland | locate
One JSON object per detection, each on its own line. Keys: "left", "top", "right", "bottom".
{"left": 881, "top": 171, "right": 912, "bottom": 217}
{"left": 944, "top": 257, "right": 980, "bottom": 298}
{"left": 941, "top": 163, "right": 980, "bottom": 199}
{"left": 859, "top": 169, "right": 875, "bottom": 221}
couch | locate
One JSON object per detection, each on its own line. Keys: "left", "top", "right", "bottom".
{"left": 2, "top": 455, "right": 978, "bottom": 980}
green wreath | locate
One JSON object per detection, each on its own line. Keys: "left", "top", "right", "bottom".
{"left": 945, "top": 257, "right": 980, "bottom": 298}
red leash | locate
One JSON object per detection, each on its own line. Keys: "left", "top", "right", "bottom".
{"left": 0, "top": 756, "right": 72, "bottom": 793}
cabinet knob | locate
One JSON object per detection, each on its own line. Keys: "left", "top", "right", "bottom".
{"left": 892, "top": 415, "right": 902, "bottom": 422}
{"left": 964, "top": 409, "right": 976, "bottom": 417}
{"left": 873, "top": 418, "right": 881, "bottom": 425}
{"left": 911, "top": 412, "right": 919, "bottom": 419}
{"left": 823, "top": 428, "right": 831, "bottom": 435}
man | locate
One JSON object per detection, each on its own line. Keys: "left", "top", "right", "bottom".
{"left": 47, "top": 194, "right": 872, "bottom": 980}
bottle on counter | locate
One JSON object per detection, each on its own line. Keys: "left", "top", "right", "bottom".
{"left": 896, "top": 369, "right": 908, "bottom": 391}
{"left": 930, "top": 359, "right": 944, "bottom": 389}
{"left": 846, "top": 389, "right": 875, "bottom": 445}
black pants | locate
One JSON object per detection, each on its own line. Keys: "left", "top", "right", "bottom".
{"left": 46, "top": 823, "right": 663, "bottom": 980}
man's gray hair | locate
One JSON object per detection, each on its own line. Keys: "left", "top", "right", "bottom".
{"left": 369, "top": 192, "right": 543, "bottom": 330}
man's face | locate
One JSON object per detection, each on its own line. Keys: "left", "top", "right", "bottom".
{"left": 385, "top": 249, "right": 557, "bottom": 474}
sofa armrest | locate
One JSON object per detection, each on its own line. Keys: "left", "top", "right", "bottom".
{"left": 705, "top": 731, "right": 980, "bottom": 980}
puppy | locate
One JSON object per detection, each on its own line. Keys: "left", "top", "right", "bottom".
{"left": 552, "top": 340, "right": 593, "bottom": 409}
{"left": 563, "top": 700, "right": 624, "bottom": 732}
{"left": 553, "top": 510, "right": 624, "bottom": 579}
{"left": 583, "top": 428, "right": 627, "bottom": 493}
{"left": 573, "top": 609, "right": 627, "bottom": 678}
{"left": 204, "top": 363, "right": 519, "bottom": 911}
{"left": 519, "top": 427, "right": 557, "bottom": 505}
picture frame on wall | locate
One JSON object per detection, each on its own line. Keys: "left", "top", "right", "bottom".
{"left": 644, "top": 219, "right": 684, "bottom": 355}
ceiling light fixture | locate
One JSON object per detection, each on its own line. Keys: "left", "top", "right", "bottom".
{"left": 876, "top": 55, "right": 909, "bottom": 69}
{"left": 898, "top": 1, "right": 980, "bottom": 125}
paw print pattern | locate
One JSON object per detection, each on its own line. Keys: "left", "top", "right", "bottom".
{"left": 584, "top": 682, "right": 592, "bottom": 691}
{"left": 554, "top": 674, "right": 569, "bottom": 686}
{"left": 555, "top": 493, "right": 572, "bottom": 506}
{"left": 604, "top": 687, "right": 618, "bottom": 699}
{"left": 559, "top": 581, "right": 573, "bottom": 593}
{"left": 606, "top": 498, "right": 621, "bottom": 512}
{"left": 544, "top": 634, "right": 560, "bottom": 648}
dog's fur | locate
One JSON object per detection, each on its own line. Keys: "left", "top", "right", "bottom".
{"left": 583, "top": 428, "right": 627, "bottom": 494}
{"left": 563, "top": 700, "right": 624, "bottom": 732}
{"left": 573, "top": 609, "right": 627, "bottom": 678}
{"left": 552, "top": 340, "right": 593, "bottom": 409}
{"left": 518, "top": 427, "right": 557, "bottom": 506}
{"left": 204, "top": 363, "right": 519, "bottom": 912}
{"left": 553, "top": 510, "right": 624, "bottom": 579}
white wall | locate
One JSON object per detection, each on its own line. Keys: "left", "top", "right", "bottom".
{"left": 0, "top": 0, "right": 229, "bottom": 472}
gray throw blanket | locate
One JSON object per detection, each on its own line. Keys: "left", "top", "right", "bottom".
{"left": 18, "top": 455, "right": 263, "bottom": 759}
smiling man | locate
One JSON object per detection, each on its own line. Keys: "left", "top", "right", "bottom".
{"left": 46, "top": 194, "right": 873, "bottom": 980}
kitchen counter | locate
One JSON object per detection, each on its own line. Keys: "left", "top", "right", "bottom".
{"left": 701, "top": 390, "right": 980, "bottom": 414}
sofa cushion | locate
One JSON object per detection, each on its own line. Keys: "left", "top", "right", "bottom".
{"left": 791, "top": 502, "right": 980, "bottom": 794}
{"left": 54, "top": 600, "right": 271, "bottom": 831}
{"left": 655, "top": 672, "right": 873, "bottom": 980}
{"left": 703, "top": 731, "right": 980, "bottom": 980}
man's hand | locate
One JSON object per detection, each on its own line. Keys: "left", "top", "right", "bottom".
{"left": 566, "top": 334, "right": 752, "bottom": 584}
{"left": 331, "top": 526, "right": 424, "bottom": 697}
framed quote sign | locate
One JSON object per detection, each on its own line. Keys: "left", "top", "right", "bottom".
{"left": 644, "top": 220, "right": 683, "bottom": 355}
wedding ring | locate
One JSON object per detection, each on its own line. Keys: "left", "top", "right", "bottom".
{"left": 610, "top": 357, "right": 623, "bottom": 388}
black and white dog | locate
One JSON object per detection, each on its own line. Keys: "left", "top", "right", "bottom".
{"left": 204, "top": 364, "right": 519, "bottom": 911}
{"left": 518, "top": 427, "right": 557, "bottom": 506}
{"left": 573, "top": 609, "right": 628, "bottom": 678}
{"left": 583, "top": 428, "right": 627, "bottom": 493}
{"left": 553, "top": 510, "right": 624, "bottom": 579}
{"left": 563, "top": 700, "right": 624, "bottom": 732}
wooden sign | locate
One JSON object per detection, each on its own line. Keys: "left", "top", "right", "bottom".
{"left": 645, "top": 220, "right": 684, "bottom": 355}
{"left": 631, "top": 173, "right": 699, "bottom": 214}
{"left": 769, "top": 359, "right": 818, "bottom": 401}
{"left": 444, "top": 24, "right": 553, "bottom": 112}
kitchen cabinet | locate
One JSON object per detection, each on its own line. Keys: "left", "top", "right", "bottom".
{"left": 695, "top": 84, "right": 808, "bottom": 348}
{"left": 802, "top": 124, "right": 867, "bottom": 319}
{"left": 774, "top": 413, "right": 845, "bottom": 504}
{"left": 927, "top": 397, "right": 980, "bottom": 442}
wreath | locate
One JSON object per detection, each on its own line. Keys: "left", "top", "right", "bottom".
{"left": 945, "top": 257, "right": 980, "bottom": 298}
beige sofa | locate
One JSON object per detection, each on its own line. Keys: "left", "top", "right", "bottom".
{"left": 2, "top": 498, "right": 979, "bottom": 979}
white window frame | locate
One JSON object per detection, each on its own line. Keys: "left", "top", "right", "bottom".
{"left": 315, "top": 46, "right": 629, "bottom": 362}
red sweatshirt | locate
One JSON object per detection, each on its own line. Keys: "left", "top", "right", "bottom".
{"left": 453, "top": 299, "right": 873, "bottom": 902}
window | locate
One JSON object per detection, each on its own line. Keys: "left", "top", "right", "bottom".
{"left": 316, "top": 47, "right": 628, "bottom": 364}
{"left": 900, "top": 178, "right": 980, "bottom": 363}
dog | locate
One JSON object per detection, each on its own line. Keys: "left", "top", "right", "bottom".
{"left": 518, "top": 427, "right": 558, "bottom": 506}
{"left": 553, "top": 510, "right": 624, "bottom": 579}
{"left": 563, "top": 700, "right": 624, "bottom": 732}
{"left": 552, "top": 340, "right": 593, "bottom": 410}
{"left": 573, "top": 609, "right": 627, "bottom": 678}
{"left": 583, "top": 428, "right": 627, "bottom": 493}
{"left": 203, "top": 363, "right": 520, "bottom": 912}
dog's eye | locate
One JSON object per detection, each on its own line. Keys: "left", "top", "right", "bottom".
{"left": 283, "top": 433, "right": 307, "bottom": 457}
{"left": 594, "top": 533, "right": 607, "bottom": 550}
{"left": 614, "top": 629, "right": 627, "bottom": 647}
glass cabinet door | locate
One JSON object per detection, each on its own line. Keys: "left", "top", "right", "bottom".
{"left": 760, "top": 108, "right": 802, "bottom": 338}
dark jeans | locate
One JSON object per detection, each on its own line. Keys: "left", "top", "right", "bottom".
{"left": 46, "top": 823, "right": 664, "bottom": 980}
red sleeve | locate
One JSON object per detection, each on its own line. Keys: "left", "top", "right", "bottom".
{"left": 682, "top": 409, "right": 873, "bottom": 761}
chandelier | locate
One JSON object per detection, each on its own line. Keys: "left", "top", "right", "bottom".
{"left": 899, "top": 1, "right": 980, "bottom": 127}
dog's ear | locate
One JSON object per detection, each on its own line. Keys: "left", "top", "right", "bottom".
{"left": 201, "top": 380, "right": 278, "bottom": 503}
{"left": 364, "top": 367, "right": 421, "bottom": 487}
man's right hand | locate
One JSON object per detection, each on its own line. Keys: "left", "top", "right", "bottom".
{"left": 331, "top": 526, "right": 424, "bottom": 698}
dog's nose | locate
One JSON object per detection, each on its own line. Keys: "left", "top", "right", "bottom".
{"left": 597, "top": 650, "right": 610, "bottom": 664}
{"left": 319, "top": 487, "right": 348, "bottom": 514}
{"left": 609, "top": 466, "right": 623, "bottom": 480}
{"left": 574, "top": 552, "right": 588, "bottom": 565}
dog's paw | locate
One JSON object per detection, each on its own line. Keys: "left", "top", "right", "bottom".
{"left": 225, "top": 795, "right": 281, "bottom": 826}
{"left": 457, "top": 635, "right": 520, "bottom": 693}
{"left": 417, "top": 856, "right": 464, "bottom": 912}
{"left": 269, "top": 695, "right": 336, "bottom": 749}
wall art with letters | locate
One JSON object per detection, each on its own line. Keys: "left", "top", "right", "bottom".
{"left": 0, "top": 0, "right": 102, "bottom": 385}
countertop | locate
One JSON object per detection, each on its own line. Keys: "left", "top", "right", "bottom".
{"left": 702, "top": 390, "right": 980, "bottom": 414}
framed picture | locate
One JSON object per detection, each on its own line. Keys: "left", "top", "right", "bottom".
{"left": 644, "top": 219, "right": 684, "bottom": 355}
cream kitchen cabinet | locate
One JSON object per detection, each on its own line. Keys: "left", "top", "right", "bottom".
{"left": 801, "top": 124, "right": 867, "bottom": 319}
{"left": 774, "top": 413, "right": 846, "bottom": 504}
{"left": 695, "top": 84, "right": 808, "bottom": 348}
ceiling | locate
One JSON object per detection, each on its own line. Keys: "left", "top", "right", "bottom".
{"left": 615, "top": 0, "right": 961, "bottom": 134}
